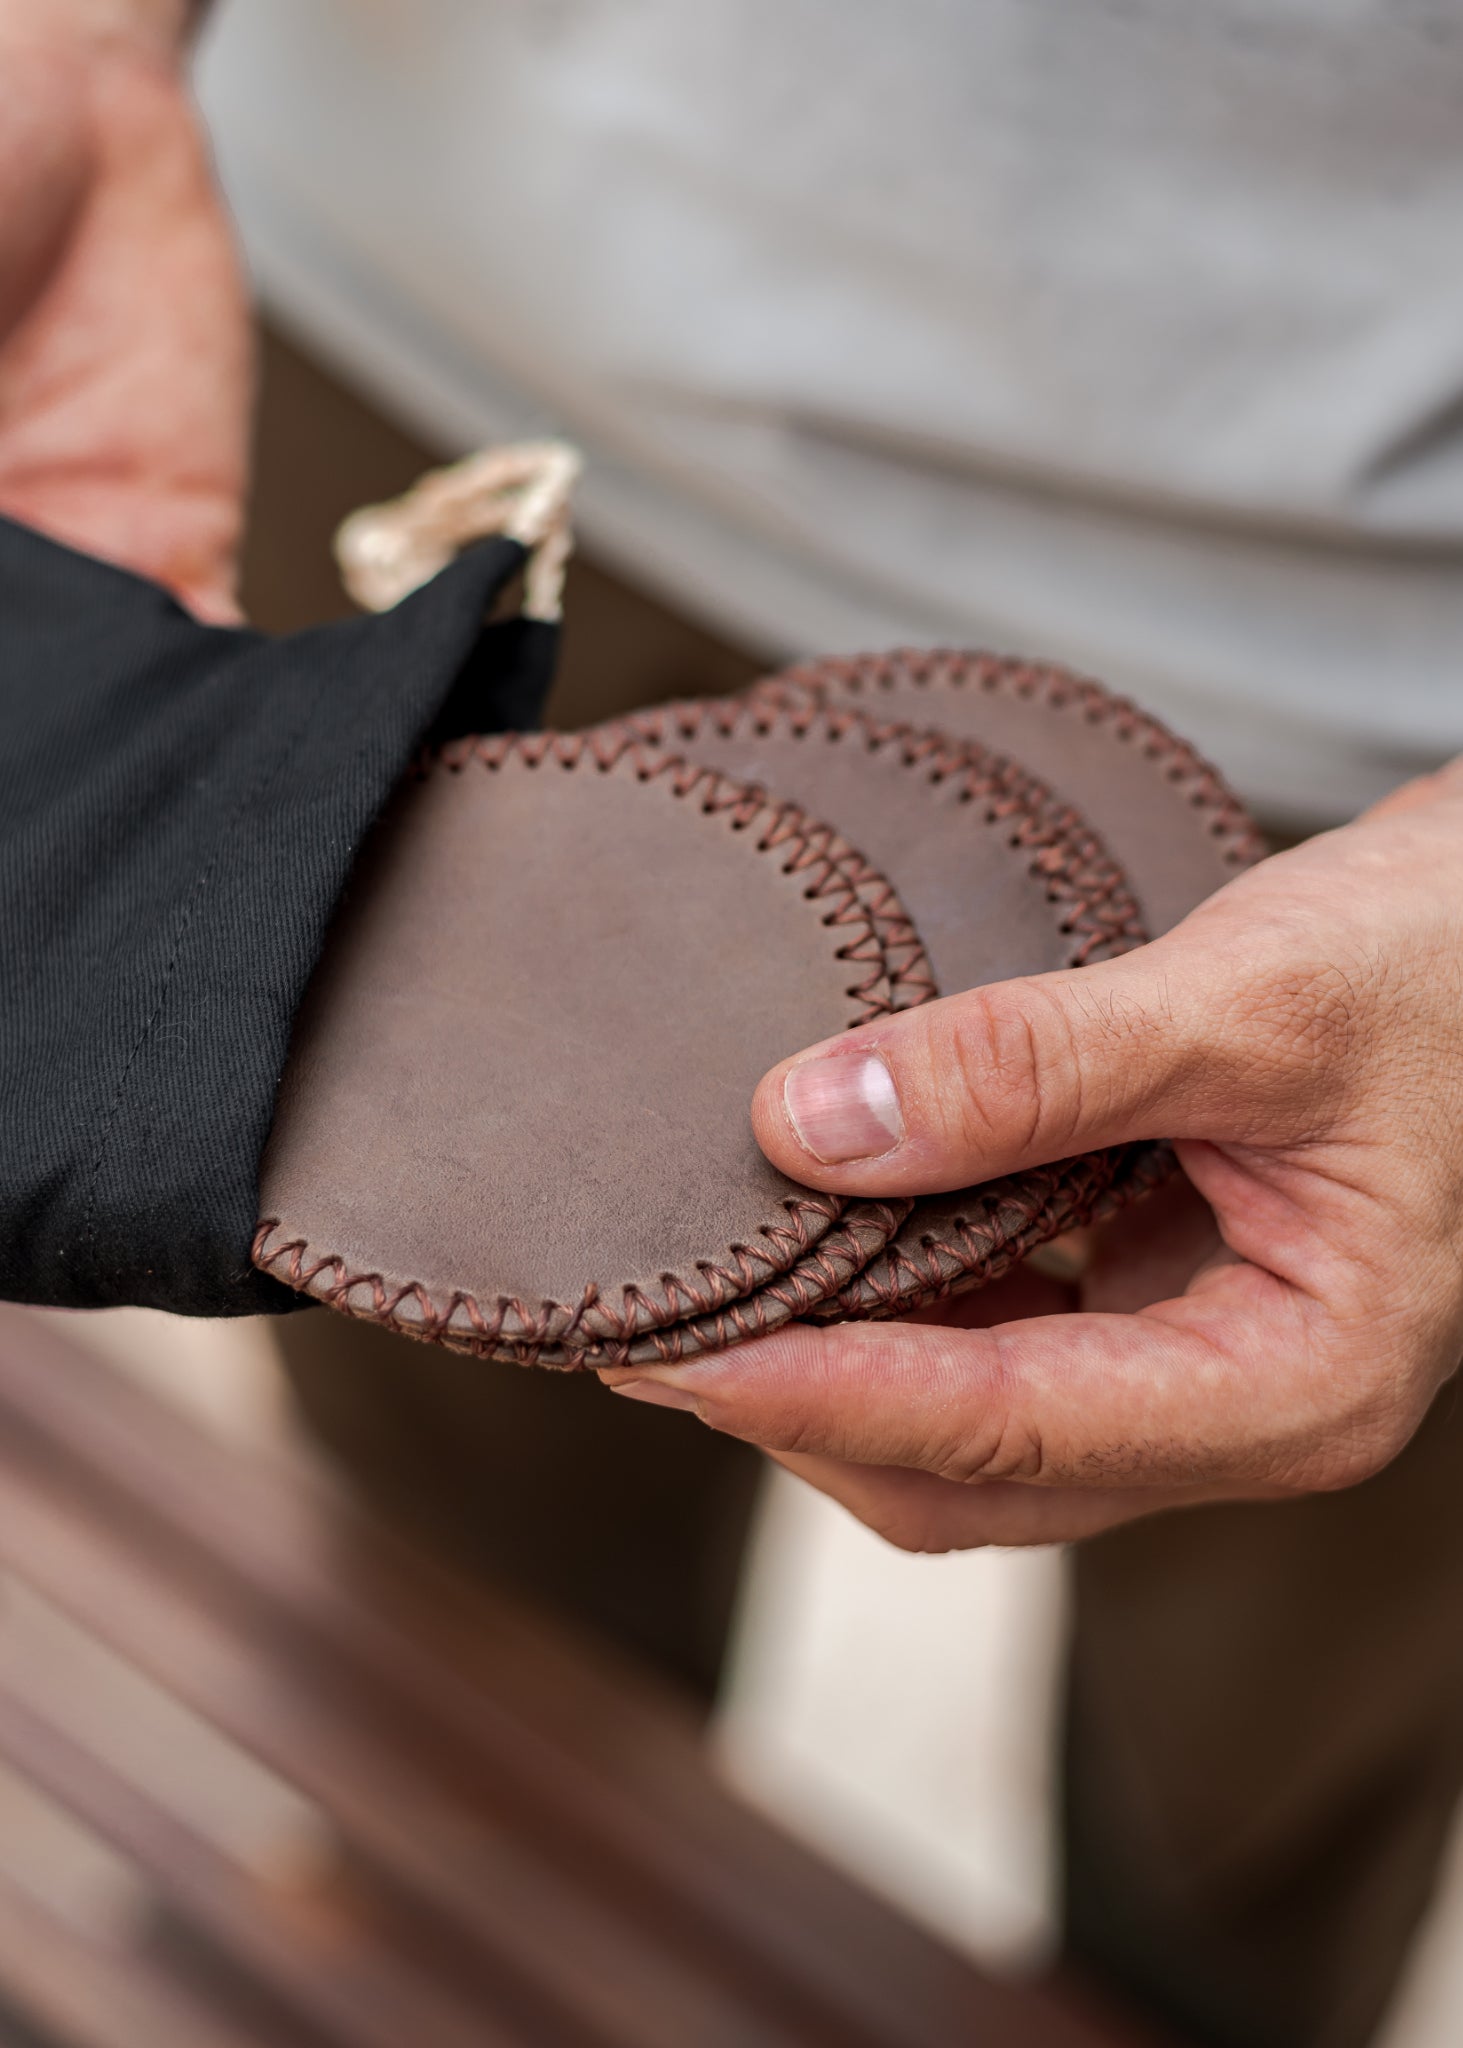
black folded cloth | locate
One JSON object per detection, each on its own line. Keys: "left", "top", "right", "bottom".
{"left": 1, "top": 517, "right": 551, "bottom": 1315}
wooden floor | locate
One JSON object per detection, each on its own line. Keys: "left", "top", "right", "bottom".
{"left": 0, "top": 1304, "right": 1173, "bottom": 2048}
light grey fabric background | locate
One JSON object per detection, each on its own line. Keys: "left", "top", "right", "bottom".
{"left": 200, "top": 0, "right": 1463, "bottom": 825}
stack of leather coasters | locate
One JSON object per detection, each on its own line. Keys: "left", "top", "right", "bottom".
{"left": 254, "top": 650, "right": 1263, "bottom": 1367}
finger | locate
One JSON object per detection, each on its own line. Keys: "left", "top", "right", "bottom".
{"left": 749, "top": 873, "right": 1354, "bottom": 1198}
{"left": 0, "top": 47, "right": 251, "bottom": 621}
{"left": 769, "top": 1450, "right": 1284, "bottom": 1551}
{"left": 603, "top": 1260, "right": 1382, "bottom": 1495}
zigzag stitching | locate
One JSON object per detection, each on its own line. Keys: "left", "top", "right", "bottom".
{"left": 437, "top": 735, "right": 907, "bottom": 1031}
{"left": 821, "top": 1143, "right": 1174, "bottom": 1319}
{"left": 597, "top": 692, "right": 1147, "bottom": 979}
{"left": 760, "top": 649, "right": 1264, "bottom": 872}
{"left": 253, "top": 1186, "right": 850, "bottom": 1351}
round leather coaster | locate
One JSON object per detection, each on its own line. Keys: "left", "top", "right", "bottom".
{"left": 590, "top": 699, "right": 1163, "bottom": 1319}
{"left": 253, "top": 739, "right": 914, "bottom": 1354}
{"left": 426, "top": 717, "right": 940, "bottom": 1364}
{"left": 752, "top": 650, "right": 1265, "bottom": 938}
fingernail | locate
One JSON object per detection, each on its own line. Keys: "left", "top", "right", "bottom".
{"left": 784, "top": 1050, "right": 904, "bottom": 1164}
{"left": 609, "top": 1378, "right": 702, "bottom": 1415}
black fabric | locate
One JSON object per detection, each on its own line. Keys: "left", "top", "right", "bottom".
{"left": 425, "top": 613, "right": 559, "bottom": 750}
{"left": 1, "top": 517, "right": 551, "bottom": 1317}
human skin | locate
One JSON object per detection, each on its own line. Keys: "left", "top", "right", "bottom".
{"left": 0, "top": 0, "right": 249, "bottom": 622}
{"left": 10, "top": 5, "right": 1463, "bottom": 1554}
{"left": 605, "top": 761, "right": 1463, "bottom": 1549}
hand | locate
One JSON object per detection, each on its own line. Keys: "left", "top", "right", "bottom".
{"left": 603, "top": 761, "right": 1463, "bottom": 1549}
{"left": 0, "top": 0, "right": 249, "bottom": 620}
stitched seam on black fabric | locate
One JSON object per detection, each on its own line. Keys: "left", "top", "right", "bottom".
{"left": 80, "top": 548, "right": 524, "bottom": 1294}
{"left": 77, "top": 655, "right": 327, "bottom": 1289}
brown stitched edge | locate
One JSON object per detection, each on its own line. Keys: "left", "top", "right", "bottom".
{"left": 583, "top": 694, "right": 1155, "bottom": 1324}
{"left": 705, "top": 665, "right": 1222, "bottom": 1316}
{"left": 584, "top": 696, "right": 1148, "bottom": 978}
{"left": 592, "top": 701, "right": 937, "bottom": 1010}
{"left": 435, "top": 1197, "right": 915, "bottom": 1370}
{"left": 582, "top": 694, "right": 1154, "bottom": 1324}
{"left": 422, "top": 1145, "right": 1177, "bottom": 1360}
{"left": 427, "top": 1144, "right": 1177, "bottom": 1359}
{"left": 622, "top": 1197, "right": 909, "bottom": 1364}
{"left": 252, "top": 1196, "right": 834, "bottom": 1352}
{"left": 825, "top": 1156, "right": 1118, "bottom": 1319}
{"left": 439, "top": 731, "right": 903, "bottom": 1033}
{"left": 752, "top": 649, "right": 1265, "bottom": 873}
{"left": 254, "top": 737, "right": 908, "bottom": 1349}
{"left": 816, "top": 1142, "right": 1176, "bottom": 1321}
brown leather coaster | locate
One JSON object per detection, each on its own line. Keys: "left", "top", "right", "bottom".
{"left": 591, "top": 699, "right": 1159, "bottom": 1319}
{"left": 253, "top": 739, "right": 917, "bottom": 1356}
{"left": 753, "top": 650, "right": 1265, "bottom": 937}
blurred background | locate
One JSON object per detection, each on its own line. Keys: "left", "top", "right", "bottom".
{"left": 7, "top": 3, "right": 1463, "bottom": 2044}
{"left": 0, "top": 313, "right": 1099, "bottom": 2043}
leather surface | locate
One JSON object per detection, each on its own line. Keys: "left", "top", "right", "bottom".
{"left": 754, "top": 650, "right": 1265, "bottom": 938}
{"left": 256, "top": 656, "right": 1259, "bottom": 1361}
{"left": 815, "top": 1143, "right": 1178, "bottom": 1322}
{"left": 600, "top": 698, "right": 1147, "bottom": 996}
{"left": 255, "top": 739, "right": 911, "bottom": 1350}
{"left": 597, "top": 698, "right": 1158, "bottom": 1316}
{"left": 599, "top": 704, "right": 941, "bottom": 1011}
{"left": 496, "top": 1196, "right": 915, "bottom": 1369}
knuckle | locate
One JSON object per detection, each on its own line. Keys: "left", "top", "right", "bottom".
{"left": 931, "top": 1412, "right": 1046, "bottom": 1486}
{"left": 765, "top": 1412, "right": 835, "bottom": 1462}
{"left": 931, "top": 985, "right": 1086, "bottom": 1161}
{"left": 923, "top": 1330, "right": 1045, "bottom": 1484}
{"left": 1289, "top": 1422, "right": 1403, "bottom": 1494}
{"left": 1288, "top": 1284, "right": 1463, "bottom": 1492}
{"left": 1252, "top": 964, "right": 1360, "bottom": 1069}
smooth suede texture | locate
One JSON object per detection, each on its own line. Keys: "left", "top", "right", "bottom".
{"left": 756, "top": 650, "right": 1263, "bottom": 939}
{"left": 257, "top": 664, "right": 1260, "bottom": 1358}
{"left": 255, "top": 742, "right": 907, "bottom": 1355}
{"left": 601, "top": 697, "right": 1159, "bottom": 1319}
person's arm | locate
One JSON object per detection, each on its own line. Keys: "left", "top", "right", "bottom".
{"left": 0, "top": 0, "right": 548, "bottom": 1317}
{"left": 602, "top": 764, "right": 1463, "bottom": 1542}
{"left": 0, "top": 0, "right": 248, "bottom": 617}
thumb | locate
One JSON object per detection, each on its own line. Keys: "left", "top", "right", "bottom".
{"left": 751, "top": 906, "right": 1321, "bottom": 1197}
